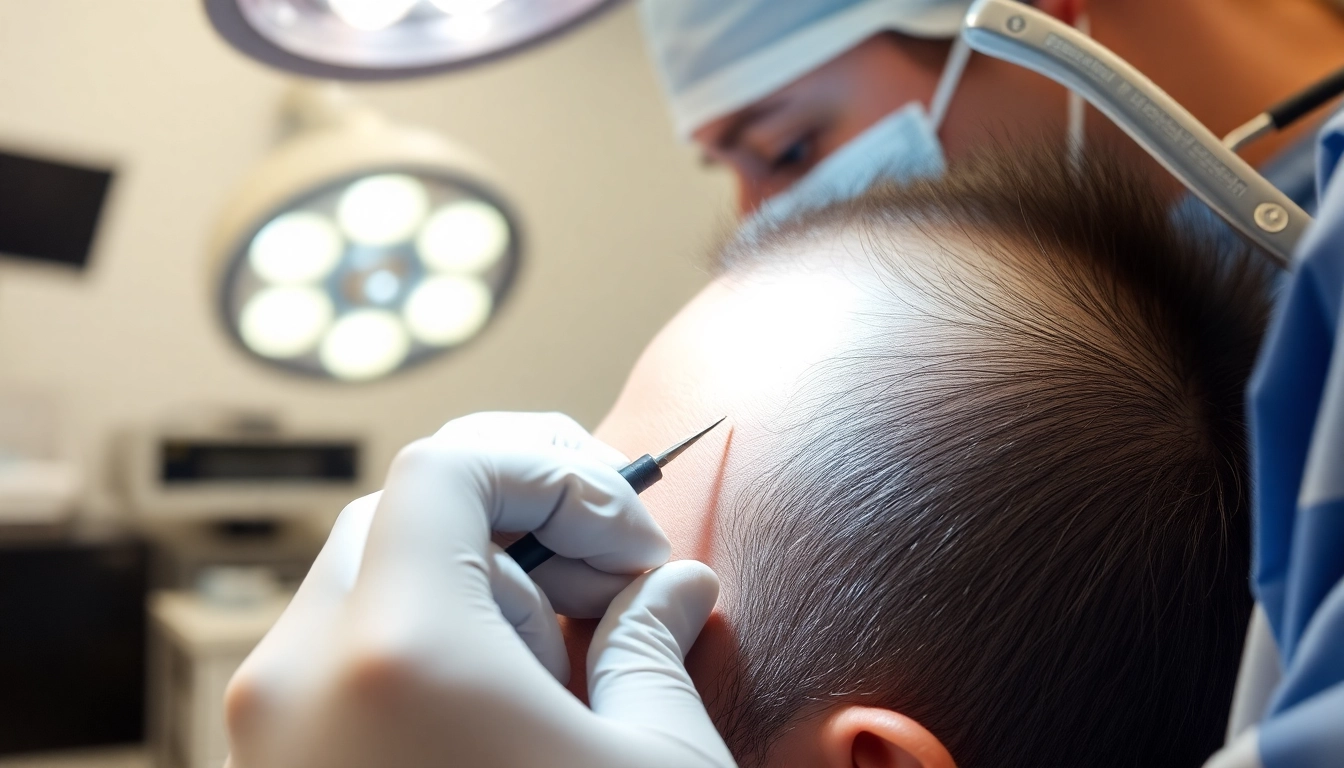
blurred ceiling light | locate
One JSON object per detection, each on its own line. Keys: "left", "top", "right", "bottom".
{"left": 248, "top": 211, "right": 343, "bottom": 284}
{"left": 320, "top": 309, "right": 412, "bottom": 381}
{"left": 212, "top": 84, "right": 521, "bottom": 382}
{"left": 336, "top": 173, "right": 430, "bottom": 245}
{"left": 429, "top": 0, "right": 506, "bottom": 14}
{"left": 239, "top": 285, "right": 335, "bottom": 358}
{"left": 203, "top": 0, "right": 619, "bottom": 80}
{"left": 328, "top": 0, "right": 418, "bottom": 30}
{"left": 416, "top": 199, "right": 509, "bottom": 274}
{"left": 403, "top": 275, "right": 493, "bottom": 345}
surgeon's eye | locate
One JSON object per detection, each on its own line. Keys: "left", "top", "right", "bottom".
{"left": 769, "top": 136, "right": 815, "bottom": 172}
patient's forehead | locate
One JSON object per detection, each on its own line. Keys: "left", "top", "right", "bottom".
{"left": 593, "top": 241, "right": 881, "bottom": 566}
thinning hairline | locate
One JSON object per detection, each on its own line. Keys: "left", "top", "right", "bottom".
{"left": 714, "top": 217, "right": 1128, "bottom": 336}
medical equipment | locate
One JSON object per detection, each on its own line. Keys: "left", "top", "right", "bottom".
{"left": 211, "top": 85, "right": 521, "bottom": 382}
{"left": 506, "top": 415, "right": 725, "bottom": 572}
{"left": 114, "top": 413, "right": 363, "bottom": 522}
{"left": 961, "top": 0, "right": 1311, "bottom": 270}
{"left": 1224, "top": 65, "right": 1344, "bottom": 152}
{"left": 202, "top": 0, "right": 618, "bottom": 80}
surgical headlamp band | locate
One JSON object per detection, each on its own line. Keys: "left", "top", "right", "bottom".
{"left": 961, "top": 0, "right": 1310, "bottom": 269}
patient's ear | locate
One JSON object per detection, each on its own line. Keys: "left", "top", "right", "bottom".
{"left": 817, "top": 706, "right": 956, "bottom": 768}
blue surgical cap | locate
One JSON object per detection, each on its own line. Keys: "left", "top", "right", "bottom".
{"left": 639, "top": 0, "right": 975, "bottom": 139}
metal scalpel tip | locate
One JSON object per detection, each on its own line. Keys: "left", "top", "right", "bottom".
{"left": 653, "top": 416, "right": 727, "bottom": 468}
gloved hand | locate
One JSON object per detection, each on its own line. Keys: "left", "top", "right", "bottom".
{"left": 223, "top": 412, "right": 737, "bottom": 768}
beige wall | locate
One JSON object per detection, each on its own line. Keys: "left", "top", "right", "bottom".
{"left": 0, "top": 1, "right": 734, "bottom": 518}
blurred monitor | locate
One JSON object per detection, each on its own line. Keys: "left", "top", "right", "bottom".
{"left": 0, "top": 148, "right": 114, "bottom": 268}
{"left": 116, "top": 426, "right": 364, "bottom": 522}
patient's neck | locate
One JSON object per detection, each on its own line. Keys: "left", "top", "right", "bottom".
{"left": 1096, "top": 0, "right": 1344, "bottom": 168}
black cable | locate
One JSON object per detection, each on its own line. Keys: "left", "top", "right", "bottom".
{"left": 1268, "top": 64, "right": 1344, "bottom": 130}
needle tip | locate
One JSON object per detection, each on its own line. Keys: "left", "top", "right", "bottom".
{"left": 654, "top": 416, "right": 727, "bottom": 467}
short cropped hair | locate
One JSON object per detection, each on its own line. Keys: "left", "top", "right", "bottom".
{"left": 710, "top": 145, "right": 1272, "bottom": 767}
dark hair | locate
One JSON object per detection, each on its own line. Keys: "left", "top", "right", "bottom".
{"left": 710, "top": 144, "right": 1272, "bottom": 767}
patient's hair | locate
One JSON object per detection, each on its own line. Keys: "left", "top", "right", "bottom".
{"left": 713, "top": 145, "right": 1271, "bottom": 767}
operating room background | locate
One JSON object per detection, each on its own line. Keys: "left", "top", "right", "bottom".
{"left": 0, "top": 0, "right": 733, "bottom": 520}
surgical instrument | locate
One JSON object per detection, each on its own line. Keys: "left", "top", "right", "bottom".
{"left": 1224, "top": 64, "right": 1344, "bottom": 152}
{"left": 961, "top": 0, "right": 1312, "bottom": 269}
{"left": 505, "top": 416, "right": 726, "bottom": 573}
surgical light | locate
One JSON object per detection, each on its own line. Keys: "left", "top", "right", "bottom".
{"left": 328, "top": 0, "right": 419, "bottom": 31}
{"left": 248, "top": 211, "right": 343, "bottom": 284}
{"left": 336, "top": 173, "right": 430, "bottom": 245}
{"left": 240, "top": 285, "right": 335, "bottom": 358}
{"left": 203, "top": 0, "right": 619, "bottom": 81}
{"left": 320, "top": 309, "right": 411, "bottom": 381}
{"left": 416, "top": 199, "right": 509, "bottom": 274}
{"left": 212, "top": 85, "right": 520, "bottom": 382}
{"left": 429, "top": 0, "right": 507, "bottom": 14}
{"left": 403, "top": 275, "right": 493, "bottom": 345}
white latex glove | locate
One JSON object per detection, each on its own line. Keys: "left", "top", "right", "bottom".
{"left": 224, "top": 412, "right": 737, "bottom": 768}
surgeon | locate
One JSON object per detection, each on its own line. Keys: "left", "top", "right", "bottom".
{"left": 638, "top": 0, "right": 1344, "bottom": 225}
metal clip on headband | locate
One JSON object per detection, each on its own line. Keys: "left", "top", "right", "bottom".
{"left": 961, "top": 0, "right": 1311, "bottom": 269}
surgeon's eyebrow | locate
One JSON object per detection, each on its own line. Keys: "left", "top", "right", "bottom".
{"left": 710, "top": 100, "right": 788, "bottom": 155}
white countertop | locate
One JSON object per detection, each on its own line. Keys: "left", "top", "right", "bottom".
{"left": 149, "top": 590, "right": 293, "bottom": 654}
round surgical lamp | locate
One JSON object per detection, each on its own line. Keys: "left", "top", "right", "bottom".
{"left": 203, "top": 0, "right": 620, "bottom": 80}
{"left": 211, "top": 85, "right": 521, "bottom": 382}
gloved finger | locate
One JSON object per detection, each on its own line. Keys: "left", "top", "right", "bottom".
{"left": 311, "top": 491, "right": 380, "bottom": 593}
{"left": 434, "top": 411, "right": 631, "bottom": 470}
{"left": 430, "top": 413, "right": 665, "bottom": 573}
{"left": 354, "top": 438, "right": 631, "bottom": 642}
{"left": 233, "top": 492, "right": 378, "bottom": 681}
{"left": 490, "top": 545, "right": 569, "bottom": 682}
{"left": 224, "top": 494, "right": 380, "bottom": 766}
{"left": 482, "top": 444, "right": 669, "bottom": 573}
{"left": 366, "top": 436, "right": 668, "bottom": 575}
{"left": 350, "top": 437, "right": 656, "bottom": 652}
{"left": 531, "top": 555, "right": 637, "bottom": 619}
{"left": 586, "top": 560, "right": 735, "bottom": 767}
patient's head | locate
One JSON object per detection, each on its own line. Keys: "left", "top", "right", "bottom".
{"left": 580, "top": 144, "right": 1270, "bottom": 767}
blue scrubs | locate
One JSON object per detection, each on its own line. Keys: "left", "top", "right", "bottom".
{"left": 1245, "top": 110, "right": 1344, "bottom": 768}
{"left": 1261, "top": 127, "right": 1321, "bottom": 217}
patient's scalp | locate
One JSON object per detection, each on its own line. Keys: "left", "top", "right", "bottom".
{"left": 709, "top": 143, "right": 1271, "bottom": 768}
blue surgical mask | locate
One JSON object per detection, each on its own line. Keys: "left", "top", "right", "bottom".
{"left": 737, "top": 36, "right": 972, "bottom": 240}
{"left": 738, "top": 102, "right": 947, "bottom": 239}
